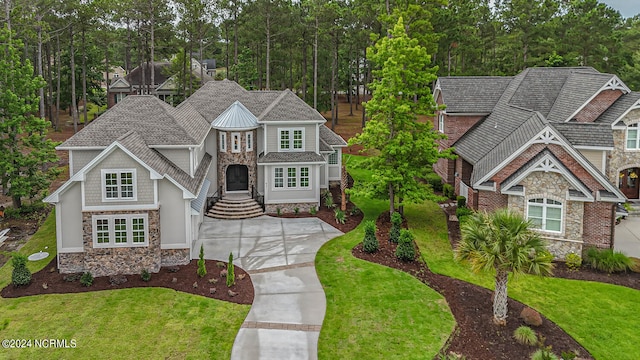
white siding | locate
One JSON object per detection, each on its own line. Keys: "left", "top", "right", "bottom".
{"left": 579, "top": 149, "right": 605, "bottom": 173}
{"left": 159, "top": 179, "right": 187, "bottom": 246}
{"left": 58, "top": 183, "right": 83, "bottom": 250}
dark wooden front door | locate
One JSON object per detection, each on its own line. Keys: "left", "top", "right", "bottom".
{"left": 619, "top": 168, "right": 640, "bottom": 199}
{"left": 226, "top": 165, "right": 248, "bottom": 191}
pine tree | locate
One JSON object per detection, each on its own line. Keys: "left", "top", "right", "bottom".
{"left": 226, "top": 252, "right": 235, "bottom": 287}
{"left": 0, "top": 26, "right": 60, "bottom": 208}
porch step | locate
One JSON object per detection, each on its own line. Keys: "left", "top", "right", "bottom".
{"left": 206, "top": 197, "right": 264, "bottom": 220}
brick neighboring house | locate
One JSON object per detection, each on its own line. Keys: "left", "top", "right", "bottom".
{"left": 433, "top": 67, "right": 640, "bottom": 258}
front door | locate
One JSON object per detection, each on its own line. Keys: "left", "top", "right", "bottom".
{"left": 226, "top": 165, "right": 248, "bottom": 192}
{"left": 619, "top": 168, "right": 640, "bottom": 199}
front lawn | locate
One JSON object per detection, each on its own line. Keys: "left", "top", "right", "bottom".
{"left": 0, "top": 211, "right": 249, "bottom": 359}
{"left": 316, "top": 155, "right": 455, "bottom": 359}
{"left": 408, "top": 200, "right": 640, "bottom": 360}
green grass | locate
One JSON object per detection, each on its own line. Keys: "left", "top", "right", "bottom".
{"left": 0, "top": 211, "right": 249, "bottom": 359}
{"left": 315, "top": 155, "right": 455, "bottom": 359}
{"left": 407, "top": 201, "right": 640, "bottom": 360}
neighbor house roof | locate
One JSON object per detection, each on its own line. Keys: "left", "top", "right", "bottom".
{"left": 59, "top": 95, "right": 210, "bottom": 148}
{"left": 125, "top": 62, "right": 172, "bottom": 87}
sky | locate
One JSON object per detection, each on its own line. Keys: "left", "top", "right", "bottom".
{"left": 601, "top": 0, "right": 639, "bottom": 18}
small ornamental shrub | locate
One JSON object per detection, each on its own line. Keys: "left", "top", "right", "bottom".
{"left": 141, "top": 269, "right": 151, "bottom": 282}
{"left": 443, "top": 183, "right": 455, "bottom": 199}
{"left": 564, "top": 252, "right": 582, "bottom": 271}
{"left": 456, "top": 196, "right": 466, "bottom": 208}
{"left": 334, "top": 209, "right": 346, "bottom": 224}
{"left": 80, "top": 272, "right": 94, "bottom": 287}
{"left": 350, "top": 206, "right": 361, "bottom": 216}
{"left": 585, "top": 247, "right": 632, "bottom": 273}
{"left": 294, "top": 207, "right": 300, "bottom": 214}
{"left": 426, "top": 172, "right": 443, "bottom": 192}
{"left": 455, "top": 206, "right": 473, "bottom": 220}
{"left": 309, "top": 206, "right": 317, "bottom": 215}
{"left": 197, "top": 244, "right": 207, "bottom": 278}
{"left": 362, "top": 221, "right": 379, "bottom": 253}
{"left": 226, "top": 252, "right": 235, "bottom": 288}
{"left": 560, "top": 350, "right": 577, "bottom": 360}
{"left": 276, "top": 207, "right": 282, "bottom": 216}
{"left": 396, "top": 229, "right": 416, "bottom": 262}
{"left": 531, "top": 348, "right": 559, "bottom": 360}
{"left": 11, "top": 253, "right": 31, "bottom": 286}
{"left": 324, "top": 193, "right": 335, "bottom": 209}
{"left": 513, "top": 326, "right": 537, "bottom": 346}
{"left": 390, "top": 212, "right": 402, "bottom": 243}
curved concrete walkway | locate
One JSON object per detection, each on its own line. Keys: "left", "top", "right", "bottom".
{"left": 195, "top": 215, "right": 343, "bottom": 360}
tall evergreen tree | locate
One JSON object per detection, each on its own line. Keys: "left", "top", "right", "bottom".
{"left": 0, "top": 26, "right": 60, "bottom": 208}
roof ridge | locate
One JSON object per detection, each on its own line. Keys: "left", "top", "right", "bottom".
{"left": 258, "top": 90, "right": 288, "bottom": 120}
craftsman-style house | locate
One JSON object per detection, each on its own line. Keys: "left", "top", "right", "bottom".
{"left": 45, "top": 80, "right": 346, "bottom": 276}
{"left": 433, "top": 67, "right": 639, "bottom": 258}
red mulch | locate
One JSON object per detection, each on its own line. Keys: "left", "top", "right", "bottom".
{"left": 352, "top": 211, "right": 593, "bottom": 360}
{"left": 2, "top": 258, "right": 254, "bottom": 305}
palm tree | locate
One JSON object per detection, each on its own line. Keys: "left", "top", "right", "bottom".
{"left": 455, "top": 208, "right": 554, "bottom": 326}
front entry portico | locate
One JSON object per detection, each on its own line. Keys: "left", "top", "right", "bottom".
{"left": 619, "top": 168, "right": 639, "bottom": 199}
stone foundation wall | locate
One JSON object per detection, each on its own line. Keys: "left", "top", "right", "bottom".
{"left": 161, "top": 248, "right": 191, "bottom": 266}
{"left": 266, "top": 202, "right": 318, "bottom": 214}
{"left": 57, "top": 253, "right": 86, "bottom": 274}
{"left": 543, "top": 238, "right": 583, "bottom": 260}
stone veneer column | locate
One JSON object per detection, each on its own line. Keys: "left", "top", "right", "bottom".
{"left": 217, "top": 129, "right": 258, "bottom": 196}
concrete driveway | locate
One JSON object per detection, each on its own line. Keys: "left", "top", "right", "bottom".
{"left": 615, "top": 216, "right": 640, "bottom": 258}
{"left": 195, "top": 215, "right": 343, "bottom": 360}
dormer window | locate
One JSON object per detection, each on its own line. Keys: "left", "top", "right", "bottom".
{"left": 626, "top": 123, "right": 639, "bottom": 150}
{"left": 279, "top": 128, "right": 304, "bottom": 151}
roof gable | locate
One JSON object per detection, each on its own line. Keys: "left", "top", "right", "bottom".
{"left": 435, "top": 76, "right": 512, "bottom": 114}
{"left": 258, "top": 90, "right": 325, "bottom": 122}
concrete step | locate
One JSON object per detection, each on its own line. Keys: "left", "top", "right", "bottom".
{"left": 205, "top": 197, "right": 264, "bottom": 220}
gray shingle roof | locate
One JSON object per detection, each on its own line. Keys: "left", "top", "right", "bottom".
{"left": 258, "top": 90, "right": 326, "bottom": 122}
{"left": 596, "top": 92, "right": 640, "bottom": 124}
{"left": 319, "top": 124, "right": 347, "bottom": 146}
{"left": 546, "top": 70, "right": 613, "bottom": 122}
{"left": 319, "top": 138, "right": 333, "bottom": 152}
{"left": 210, "top": 101, "right": 259, "bottom": 130}
{"left": 116, "top": 131, "right": 212, "bottom": 196}
{"left": 552, "top": 123, "right": 613, "bottom": 148}
{"left": 437, "top": 76, "right": 512, "bottom": 113}
{"left": 507, "top": 67, "right": 581, "bottom": 116}
{"left": 257, "top": 151, "right": 326, "bottom": 164}
{"left": 60, "top": 95, "right": 210, "bottom": 148}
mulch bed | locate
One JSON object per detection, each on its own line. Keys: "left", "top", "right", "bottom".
{"left": 2, "top": 258, "right": 254, "bottom": 305}
{"left": 352, "top": 211, "right": 593, "bottom": 360}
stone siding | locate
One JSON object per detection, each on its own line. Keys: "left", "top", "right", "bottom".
{"left": 542, "top": 238, "right": 583, "bottom": 260}
{"left": 57, "top": 253, "right": 86, "bottom": 273}
{"left": 266, "top": 202, "right": 318, "bottom": 214}
{"left": 161, "top": 249, "right": 190, "bottom": 266}
{"left": 218, "top": 129, "right": 258, "bottom": 196}
{"left": 574, "top": 89, "right": 622, "bottom": 123}
{"left": 608, "top": 110, "right": 640, "bottom": 194}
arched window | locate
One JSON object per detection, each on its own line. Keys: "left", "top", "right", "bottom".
{"left": 527, "top": 198, "right": 562, "bottom": 233}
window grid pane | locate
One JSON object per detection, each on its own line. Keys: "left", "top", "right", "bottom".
{"left": 274, "top": 168, "right": 283, "bottom": 188}
{"left": 120, "top": 172, "right": 134, "bottom": 198}
{"left": 528, "top": 198, "right": 562, "bottom": 233}
{"left": 293, "top": 130, "right": 303, "bottom": 149}
{"left": 627, "top": 129, "right": 638, "bottom": 149}
{"left": 300, "top": 167, "right": 309, "bottom": 187}
{"left": 280, "top": 131, "right": 290, "bottom": 149}
{"left": 96, "top": 219, "right": 110, "bottom": 243}
{"left": 246, "top": 133, "right": 252, "bottom": 151}
{"left": 328, "top": 152, "right": 338, "bottom": 165}
{"left": 287, "top": 168, "right": 296, "bottom": 187}
{"left": 105, "top": 173, "right": 118, "bottom": 198}
{"left": 132, "top": 218, "right": 145, "bottom": 243}
{"left": 114, "top": 218, "right": 127, "bottom": 243}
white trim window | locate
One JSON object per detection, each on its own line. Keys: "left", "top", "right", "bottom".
{"left": 232, "top": 132, "right": 241, "bottom": 153}
{"left": 626, "top": 124, "right": 639, "bottom": 150}
{"left": 246, "top": 131, "right": 253, "bottom": 152}
{"left": 273, "top": 166, "right": 311, "bottom": 189}
{"left": 279, "top": 128, "right": 304, "bottom": 151}
{"left": 92, "top": 214, "right": 149, "bottom": 247}
{"left": 115, "top": 93, "right": 127, "bottom": 104}
{"left": 438, "top": 113, "right": 445, "bottom": 133}
{"left": 328, "top": 151, "right": 339, "bottom": 165}
{"left": 219, "top": 131, "right": 227, "bottom": 152}
{"left": 102, "top": 169, "right": 136, "bottom": 201}
{"left": 527, "top": 198, "right": 562, "bottom": 233}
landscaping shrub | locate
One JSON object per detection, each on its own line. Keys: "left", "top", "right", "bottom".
{"left": 390, "top": 212, "right": 402, "bottom": 243}
{"left": 276, "top": 207, "right": 282, "bottom": 216}
{"left": 334, "top": 209, "right": 346, "bottom": 224}
{"left": 309, "top": 206, "right": 317, "bottom": 215}
{"left": 141, "top": 269, "right": 151, "bottom": 282}
{"left": 443, "top": 183, "right": 455, "bottom": 199}
{"left": 560, "top": 350, "right": 577, "bottom": 360}
{"left": 294, "top": 207, "right": 300, "bottom": 214}
{"left": 585, "top": 247, "right": 632, "bottom": 273}
{"left": 564, "top": 252, "right": 582, "bottom": 271}
{"left": 530, "top": 348, "right": 559, "bottom": 360}
{"left": 455, "top": 206, "right": 473, "bottom": 220}
{"left": 11, "top": 253, "right": 31, "bottom": 286}
{"left": 80, "top": 272, "right": 94, "bottom": 287}
{"left": 197, "top": 244, "right": 207, "bottom": 278}
{"left": 226, "top": 252, "right": 235, "bottom": 287}
{"left": 513, "top": 326, "right": 537, "bottom": 346}
{"left": 362, "top": 221, "right": 379, "bottom": 253}
{"left": 426, "top": 172, "right": 443, "bottom": 192}
{"left": 324, "top": 192, "right": 335, "bottom": 209}
{"left": 350, "top": 206, "right": 361, "bottom": 216}
{"left": 396, "top": 229, "right": 415, "bottom": 261}
{"left": 456, "top": 196, "right": 466, "bottom": 208}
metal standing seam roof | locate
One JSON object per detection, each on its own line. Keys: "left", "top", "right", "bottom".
{"left": 60, "top": 95, "right": 210, "bottom": 148}
{"left": 210, "top": 101, "right": 259, "bottom": 130}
